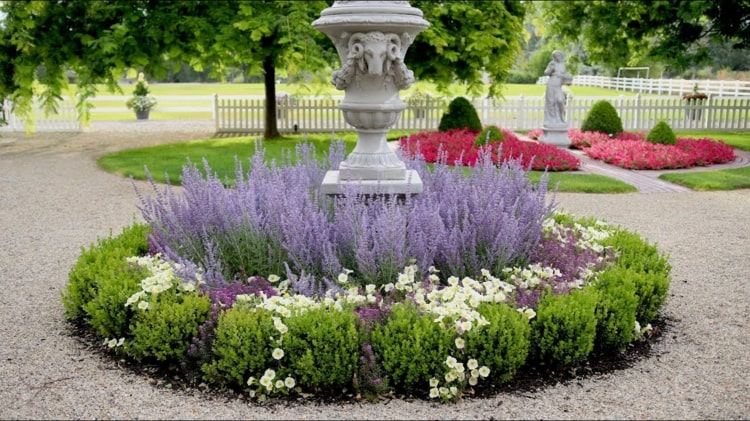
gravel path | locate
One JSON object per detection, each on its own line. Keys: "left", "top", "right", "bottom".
{"left": 1, "top": 132, "right": 749, "bottom": 419}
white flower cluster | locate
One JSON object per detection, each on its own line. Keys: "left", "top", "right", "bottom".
{"left": 543, "top": 215, "right": 613, "bottom": 255}
{"left": 428, "top": 356, "right": 491, "bottom": 400}
{"left": 633, "top": 320, "right": 654, "bottom": 340}
{"left": 124, "top": 254, "right": 198, "bottom": 311}
{"left": 410, "top": 268, "right": 516, "bottom": 334}
{"left": 103, "top": 337, "right": 125, "bottom": 348}
{"left": 242, "top": 310, "right": 299, "bottom": 399}
{"left": 247, "top": 369, "right": 296, "bottom": 398}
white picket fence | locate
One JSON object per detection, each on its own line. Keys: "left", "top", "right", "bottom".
{"left": 215, "top": 94, "right": 750, "bottom": 133}
{"left": 1, "top": 98, "right": 82, "bottom": 132}
{"left": 536, "top": 75, "right": 750, "bottom": 97}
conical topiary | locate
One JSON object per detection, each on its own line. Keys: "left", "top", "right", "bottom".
{"left": 475, "top": 125, "right": 504, "bottom": 147}
{"left": 438, "top": 96, "right": 482, "bottom": 132}
{"left": 581, "top": 100, "right": 623, "bottom": 135}
{"left": 646, "top": 121, "right": 676, "bottom": 145}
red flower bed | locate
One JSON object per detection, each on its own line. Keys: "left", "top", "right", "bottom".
{"left": 399, "top": 129, "right": 580, "bottom": 171}
{"left": 565, "top": 129, "right": 735, "bottom": 170}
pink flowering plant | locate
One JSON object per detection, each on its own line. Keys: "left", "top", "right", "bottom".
{"left": 563, "top": 128, "right": 735, "bottom": 170}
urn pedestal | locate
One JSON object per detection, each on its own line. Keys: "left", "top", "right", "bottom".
{"left": 313, "top": 1, "right": 429, "bottom": 195}
{"left": 542, "top": 123, "right": 570, "bottom": 147}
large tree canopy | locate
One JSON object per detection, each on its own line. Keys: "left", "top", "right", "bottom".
{"left": 543, "top": 0, "right": 750, "bottom": 73}
{"left": 0, "top": 0, "right": 526, "bottom": 137}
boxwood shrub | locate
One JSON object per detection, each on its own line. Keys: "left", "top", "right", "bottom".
{"left": 464, "top": 303, "right": 530, "bottom": 383}
{"left": 475, "top": 125, "right": 504, "bottom": 147}
{"left": 283, "top": 307, "right": 360, "bottom": 391}
{"left": 63, "top": 220, "right": 671, "bottom": 400}
{"left": 532, "top": 288, "right": 599, "bottom": 367}
{"left": 438, "top": 96, "right": 482, "bottom": 132}
{"left": 646, "top": 121, "right": 677, "bottom": 145}
{"left": 63, "top": 224, "right": 150, "bottom": 319}
{"left": 127, "top": 290, "right": 211, "bottom": 362}
{"left": 370, "top": 303, "right": 454, "bottom": 391}
{"left": 581, "top": 100, "right": 624, "bottom": 135}
{"left": 202, "top": 307, "right": 277, "bottom": 386}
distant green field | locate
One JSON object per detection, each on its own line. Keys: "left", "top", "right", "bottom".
{"left": 70, "top": 81, "right": 636, "bottom": 98}
{"left": 79, "top": 82, "right": 639, "bottom": 121}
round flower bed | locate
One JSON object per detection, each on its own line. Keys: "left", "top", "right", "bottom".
{"left": 400, "top": 129, "right": 581, "bottom": 171}
{"left": 63, "top": 145, "right": 669, "bottom": 402}
{"left": 531, "top": 129, "right": 735, "bottom": 170}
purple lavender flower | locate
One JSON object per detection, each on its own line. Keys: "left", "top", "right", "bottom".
{"left": 138, "top": 141, "right": 552, "bottom": 296}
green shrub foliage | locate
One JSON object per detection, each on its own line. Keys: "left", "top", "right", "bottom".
{"left": 464, "top": 303, "right": 530, "bottom": 383}
{"left": 646, "top": 121, "right": 677, "bottom": 145}
{"left": 475, "top": 125, "right": 504, "bottom": 147}
{"left": 532, "top": 288, "right": 599, "bottom": 366}
{"left": 202, "top": 307, "right": 277, "bottom": 386}
{"left": 602, "top": 229, "right": 671, "bottom": 322}
{"left": 438, "top": 96, "right": 482, "bottom": 132}
{"left": 63, "top": 224, "right": 150, "bottom": 319}
{"left": 283, "top": 307, "right": 360, "bottom": 391}
{"left": 371, "top": 304, "right": 454, "bottom": 391}
{"left": 83, "top": 265, "right": 144, "bottom": 338}
{"left": 128, "top": 291, "right": 211, "bottom": 362}
{"left": 581, "top": 100, "right": 624, "bottom": 135}
{"left": 594, "top": 266, "right": 638, "bottom": 350}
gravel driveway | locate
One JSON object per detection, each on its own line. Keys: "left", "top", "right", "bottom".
{"left": 1, "top": 132, "right": 748, "bottom": 419}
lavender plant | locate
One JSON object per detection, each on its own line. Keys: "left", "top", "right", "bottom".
{"left": 139, "top": 142, "right": 551, "bottom": 292}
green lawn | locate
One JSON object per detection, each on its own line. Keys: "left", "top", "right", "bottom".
{"left": 529, "top": 172, "right": 637, "bottom": 193}
{"left": 98, "top": 133, "right": 635, "bottom": 193}
{"left": 659, "top": 166, "right": 750, "bottom": 191}
{"left": 675, "top": 131, "right": 750, "bottom": 151}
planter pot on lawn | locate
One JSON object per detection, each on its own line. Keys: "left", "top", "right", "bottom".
{"left": 135, "top": 110, "right": 150, "bottom": 120}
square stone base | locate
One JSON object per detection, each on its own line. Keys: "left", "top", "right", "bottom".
{"left": 321, "top": 170, "right": 423, "bottom": 195}
{"left": 542, "top": 126, "right": 570, "bottom": 147}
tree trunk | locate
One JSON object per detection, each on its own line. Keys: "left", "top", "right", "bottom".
{"left": 263, "top": 55, "right": 280, "bottom": 139}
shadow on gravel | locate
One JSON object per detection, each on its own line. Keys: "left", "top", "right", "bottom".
{"left": 65, "top": 315, "right": 677, "bottom": 406}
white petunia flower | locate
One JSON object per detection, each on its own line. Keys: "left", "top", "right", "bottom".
{"left": 107, "top": 339, "right": 117, "bottom": 348}
{"left": 137, "top": 301, "right": 150, "bottom": 311}
{"left": 429, "top": 378, "right": 439, "bottom": 388}
{"left": 478, "top": 366, "right": 490, "bottom": 378}
{"left": 248, "top": 390, "right": 256, "bottom": 398}
{"left": 445, "top": 356, "right": 457, "bottom": 368}
{"left": 247, "top": 376, "right": 256, "bottom": 386}
{"left": 337, "top": 273, "right": 348, "bottom": 284}
{"left": 449, "top": 386, "right": 458, "bottom": 396}
{"left": 455, "top": 338, "right": 465, "bottom": 349}
{"left": 468, "top": 376, "right": 478, "bottom": 386}
{"left": 365, "top": 284, "right": 376, "bottom": 294}
{"left": 275, "top": 380, "right": 285, "bottom": 389}
{"left": 467, "top": 359, "right": 478, "bottom": 370}
{"left": 272, "top": 348, "right": 284, "bottom": 360}
{"left": 429, "top": 388, "right": 439, "bottom": 398}
{"left": 268, "top": 274, "right": 280, "bottom": 283}
{"left": 263, "top": 368, "right": 276, "bottom": 379}
{"left": 284, "top": 377, "right": 295, "bottom": 389}
{"left": 383, "top": 283, "right": 395, "bottom": 293}
{"left": 117, "top": 337, "right": 125, "bottom": 347}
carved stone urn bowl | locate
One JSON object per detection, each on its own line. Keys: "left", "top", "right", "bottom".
{"left": 313, "top": 1, "right": 429, "bottom": 193}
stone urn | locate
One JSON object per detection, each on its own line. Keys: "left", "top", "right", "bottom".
{"left": 313, "top": 1, "right": 429, "bottom": 195}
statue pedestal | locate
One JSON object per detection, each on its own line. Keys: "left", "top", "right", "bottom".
{"left": 542, "top": 124, "right": 570, "bottom": 147}
{"left": 321, "top": 170, "right": 423, "bottom": 196}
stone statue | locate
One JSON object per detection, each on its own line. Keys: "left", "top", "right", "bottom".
{"left": 542, "top": 50, "right": 573, "bottom": 146}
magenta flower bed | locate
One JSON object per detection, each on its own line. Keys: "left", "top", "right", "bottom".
{"left": 399, "top": 129, "right": 580, "bottom": 171}
{"left": 541, "top": 129, "right": 736, "bottom": 170}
